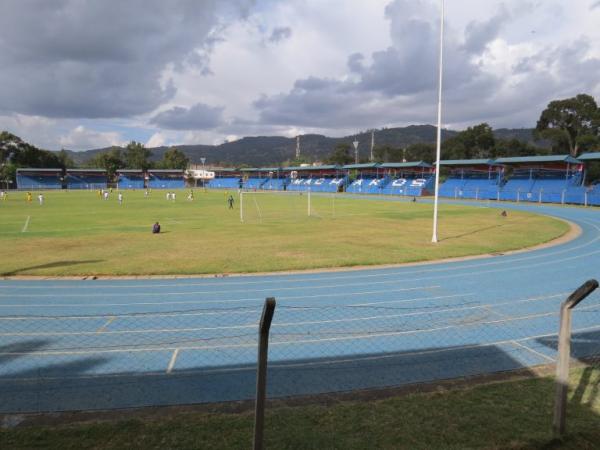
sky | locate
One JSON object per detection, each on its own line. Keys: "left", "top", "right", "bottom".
{"left": 0, "top": 0, "right": 599, "bottom": 151}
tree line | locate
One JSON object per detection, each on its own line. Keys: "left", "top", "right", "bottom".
{"left": 0, "top": 135, "right": 189, "bottom": 184}
{"left": 327, "top": 93, "right": 600, "bottom": 165}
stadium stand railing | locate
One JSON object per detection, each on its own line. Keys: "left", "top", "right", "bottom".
{"left": 380, "top": 176, "right": 433, "bottom": 196}
{"left": 65, "top": 174, "right": 108, "bottom": 190}
{"left": 261, "top": 178, "right": 287, "bottom": 191}
{"left": 147, "top": 173, "right": 185, "bottom": 189}
{"left": 242, "top": 177, "right": 268, "bottom": 190}
{"left": 206, "top": 177, "right": 241, "bottom": 189}
{"left": 16, "top": 170, "right": 63, "bottom": 190}
{"left": 346, "top": 177, "right": 389, "bottom": 194}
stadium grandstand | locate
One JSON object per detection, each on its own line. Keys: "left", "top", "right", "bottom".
{"left": 438, "top": 159, "right": 502, "bottom": 200}
{"left": 495, "top": 155, "right": 583, "bottom": 203}
{"left": 240, "top": 168, "right": 280, "bottom": 190}
{"left": 575, "top": 152, "right": 600, "bottom": 206}
{"left": 380, "top": 161, "right": 434, "bottom": 196}
{"left": 147, "top": 169, "right": 185, "bottom": 189}
{"left": 16, "top": 168, "right": 63, "bottom": 190}
{"left": 205, "top": 168, "right": 242, "bottom": 189}
{"left": 117, "top": 170, "right": 145, "bottom": 190}
{"left": 283, "top": 165, "right": 346, "bottom": 192}
{"left": 65, "top": 169, "right": 108, "bottom": 190}
{"left": 344, "top": 163, "right": 386, "bottom": 194}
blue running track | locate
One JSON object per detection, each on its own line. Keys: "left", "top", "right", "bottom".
{"left": 1, "top": 200, "right": 599, "bottom": 413}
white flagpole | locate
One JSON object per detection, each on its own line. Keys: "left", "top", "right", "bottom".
{"left": 431, "top": 0, "right": 445, "bottom": 243}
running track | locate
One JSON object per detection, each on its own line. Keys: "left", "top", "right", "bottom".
{"left": 1, "top": 200, "right": 599, "bottom": 413}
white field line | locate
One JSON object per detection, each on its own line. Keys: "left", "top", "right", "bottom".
{"left": 7, "top": 217, "right": 600, "bottom": 291}
{"left": 0, "top": 282, "right": 439, "bottom": 298}
{"left": 3, "top": 324, "right": 600, "bottom": 382}
{"left": 510, "top": 340, "right": 555, "bottom": 363}
{"left": 21, "top": 216, "right": 30, "bottom": 233}
{"left": 166, "top": 348, "right": 179, "bottom": 374}
{"left": 0, "top": 285, "right": 440, "bottom": 307}
{"left": 2, "top": 304, "right": 598, "bottom": 357}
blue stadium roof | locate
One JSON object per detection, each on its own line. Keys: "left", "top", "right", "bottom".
{"left": 577, "top": 152, "right": 600, "bottom": 161}
{"left": 380, "top": 161, "right": 432, "bottom": 169}
{"left": 494, "top": 155, "right": 580, "bottom": 164}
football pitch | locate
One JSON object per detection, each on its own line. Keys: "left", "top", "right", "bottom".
{"left": 0, "top": 189, "right": 568, "bottom": 276}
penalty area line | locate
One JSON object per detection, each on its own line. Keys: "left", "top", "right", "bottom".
{"left": 21, "top": 216, "right": 31, "bottom": 233}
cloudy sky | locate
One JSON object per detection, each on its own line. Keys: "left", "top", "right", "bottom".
{"left": 1, "top": 0, "right": 599, "bottom": 150}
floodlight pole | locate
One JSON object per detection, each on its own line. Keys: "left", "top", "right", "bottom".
{"left": 353, "top": 140, "right": 359, "bottom": 164}
{"left": 431, "top": 0, "right": 445, "bottom": 244}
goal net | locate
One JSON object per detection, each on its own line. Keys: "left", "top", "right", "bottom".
{"left": 239, "top": 190, "right": 337, "bottom": 223}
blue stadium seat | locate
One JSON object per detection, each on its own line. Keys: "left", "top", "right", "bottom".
{"left": 206, "top": 177, "right": 241, "bottom": 189}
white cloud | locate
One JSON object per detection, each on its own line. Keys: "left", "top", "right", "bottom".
{"left": 1, "top": 0, "right": 599, "bottom": 149}
{"left": 146, "top": 132, "right": 167, "bottom": 148}
{"left": 59, "top": 126, "right": 125, "bottom": 150}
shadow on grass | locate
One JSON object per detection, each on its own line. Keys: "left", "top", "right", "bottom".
{"left": 440, "top": 223, "right": 506, "bottom": 241}
{"left": 1, "top": 260, "right": 103, "bottom": 276}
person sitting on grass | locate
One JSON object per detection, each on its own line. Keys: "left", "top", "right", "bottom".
{"left": 152, "top": 222, "right": 161, "bottom": 234}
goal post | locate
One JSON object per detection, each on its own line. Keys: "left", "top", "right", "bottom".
{"left": 239, "top": 190, "right": 313, "bottom": 223}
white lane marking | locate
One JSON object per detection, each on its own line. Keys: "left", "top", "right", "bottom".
{"left": 166, "top": 348, "right": 179, "bottom": 374}
{"left": 96, "top": 316, "right": 115, "bottom": 333}
{"left": 0, "top": 291, "right": 573, "bottom": 322}
{"left": 351, "top": 293, "right": 471, "bottom": 307}
{"left": 2, "top": 305, "right": 598, "bottom": 356}
{"left": 510, "top": 340, "right": 555, "bottom": 363}
{"left": 0, "top": 282, "right": 439, "bottom": 298}
{"left": 21, "top": 216, "right": 30, "bottom": 233}
{"left": 0, "top": 285, "right": 440, "bottom": 307}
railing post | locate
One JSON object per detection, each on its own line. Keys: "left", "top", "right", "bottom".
{"left": 561, "top": 189, "right": 565, "bottom": 205}
{"left": 553, "top": 280, "right": 598, "bottom": 437}
{"left": 539, "top": 189, "right": 543, "bottom": 204}
{"left": 254, "top": 297, "right": 276, "bottom": 450}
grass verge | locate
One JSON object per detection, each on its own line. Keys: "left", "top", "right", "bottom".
{"left": 2, "top": 366, "right": 599, "bottom": 449}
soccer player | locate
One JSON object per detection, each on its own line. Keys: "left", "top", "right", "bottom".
{"left": 26, "top": 192, "right": 32, "bottom": 203}
{"left": 103, "top": 191, "right": 109, "bottom": 200}
{"left": 227, "top": 194, "right": 234, "bottom": 209}
{"left": 118, "top": 192, "right": 123, "bottom": 205}
{"left": 144, "top": 189, "right": 149, "bottom": 198}
{"left": 166, "top": 192, "right": 171, "bottom": 201}
{"left": 187, "top": 190, "right": 194, "bottom": 201}
{"left": 38, "top": 193, "right": 44, "bottom": 205}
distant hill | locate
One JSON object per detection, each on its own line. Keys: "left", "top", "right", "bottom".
{"left": 59, "top": 125, "right": 542, "bottom": 167}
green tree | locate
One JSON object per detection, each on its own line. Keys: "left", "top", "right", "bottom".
{"left": 327, "top": 143, "right": 353, "bottom": 165}
{"left": 57, "top": 149, "right": 75, "bottom": 169}
{"left": 160, "top": 148, "right": 189, "bottom": 170}
{"left": 90, "top": 147, "right": 125, "bottom": 180}
{"left": 535, "top": 94, "right": 600, "bottom": 156}
{"left": 405, "top": 143, "right": 436, "bottom": 163}
{"left": 442, "top": 123, "right": 495, "bottom": 160}
{"left": 124, "top": 141, "right": 152, "bottom": 170}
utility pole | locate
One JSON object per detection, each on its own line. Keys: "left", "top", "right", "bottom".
{"left": 296, "top": 136, "right": 300, "bottom": 160}
{"left": 370, "top": 131, "right": 375, "bottom": 162}
{"left": 431, "top": 0, "right": 445, "bottom": 244}
{"left": 353, "top": 140, "right": 359, "bottom": 164}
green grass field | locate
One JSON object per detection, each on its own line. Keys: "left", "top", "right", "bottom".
{"left": 0, "top": 189, "right": 569, "bottom": 276}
